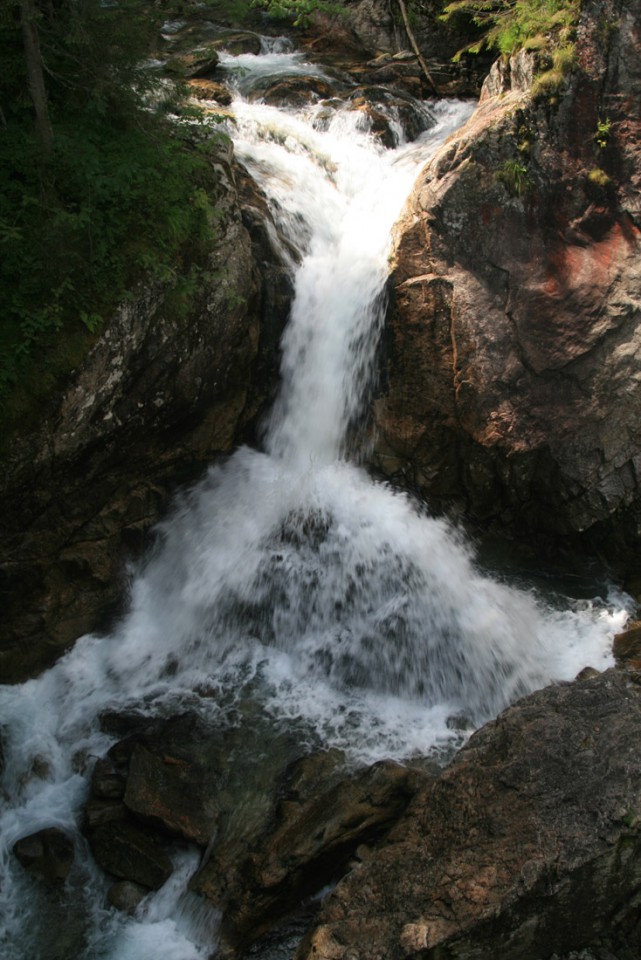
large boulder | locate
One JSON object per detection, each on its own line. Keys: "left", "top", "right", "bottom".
{"left": 298, "top": 667, "right": 641, "bottom": 960}
{"left": 196, "top": 755, "right": 421, "bottom": 957}
{"left": 373, "top": 0, "right": 641, "bottom": 569}
{"left": 82, "top": 712, "right": 423, "bottom": 954}
{"left": 0, "top": 136, "right": 293, "bottom": 683}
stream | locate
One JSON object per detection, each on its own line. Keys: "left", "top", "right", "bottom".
{"left": 0, "top": 35, "right": 631, "bottom": 960}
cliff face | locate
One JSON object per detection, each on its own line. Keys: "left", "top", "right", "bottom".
{"left": 373, "top": 0, "right": 641, "bottom": 567}
{"left": 0, "top": 139, "right": 292, "bottom": 683}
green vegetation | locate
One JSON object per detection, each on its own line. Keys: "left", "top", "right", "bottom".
{"left": 497, "top": 158, "right": 531, "bottom": 197}
{"left": 441, "top": 0, "right": 580, "bottom": 60}
{"left": 530, "top": 42, "right": 576, "bottom": 96}
{"left": 588, "top": 167, "right": 611, "bottom": 188}
{"left": 594, "top": 116, "right": 612, "bottom": 148}
{"left": 0, "top": 0, "right": 221, "bottom": 411}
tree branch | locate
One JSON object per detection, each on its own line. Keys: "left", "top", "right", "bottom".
{"left": 395, "top": 0, "right": 439, "bottom": 96}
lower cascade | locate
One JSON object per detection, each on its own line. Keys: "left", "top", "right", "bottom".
{"left": 0, "top": 38, "right": 630, "bottom": 960}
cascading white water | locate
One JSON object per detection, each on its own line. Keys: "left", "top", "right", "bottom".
{"left": 0, "top": 40, "right": 630, "bottom": 960}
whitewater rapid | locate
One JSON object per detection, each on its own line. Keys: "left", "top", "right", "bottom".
{"left": 0, "top": 38, "right": 630, "bottom": 960}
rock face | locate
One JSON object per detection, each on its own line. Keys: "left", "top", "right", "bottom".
{"left": 373, "top": 0, "right": 641, "bottom": 568}
{"left": 82, "top": 714, "right": 421, "bottom": 949}
{"left": 0, "top": 137, "right": 293, "bottom": 683}
{"left": 304, "top": 0, "right": 491, "bottom": 97}
{"left": 199, "top": 755, "right": 420, "bottom": 957}
{"left": 298, "top": 667, "right": 641, "bottom": 960}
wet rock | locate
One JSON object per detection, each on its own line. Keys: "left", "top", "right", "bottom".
{"left": 613, "top": 621, "right": 641, "bottom": 665}
{"left": 98, "top": 710, "right": 156, "bottom": 739}
{"left": 251, "top": 75, "right": 337, "bottom": 107}
{"left": 165, "top": 44, "right": 220, "bottom": 79}
{"left": 207, "top": 31, "right": 263, "bottom": 56}
{"left": 85, "top": 798, "right": 128, "bottom": 829}
{"left": 91, "top": 756, "right": 126, "bottom": 799}
{"left": 298, "top": 669, "right": 641, "bottom": 960}
{"left": 345, "top": 86, "right": 434, "bottom": 147}
{"left": 86, "top": 714, "right": 223, "bottom": 847}
{"left": 192, "top": 753, "right": 425, "bottom": 956}
{"left": 107, "top": 879, "right": 149, "bottom": 914}
{"left": 576, "top": 665, "right": 601, "bottom": 681}
{"left": 13, "top": 827, "right": 74, "bottom": 883}
{"left": 347, "top": 97, "right": 398, "bottom": 147}
{"left": 83, "top": 714, "right": 225, "bottom": 892}
{"left": 88, "top": 821, "right": 172, "bottom": 890}
{"left": 124, "top": 739, "right": 219, "bottom": 846}
{"left": 374, "top": 0, "right": 641, "bottom": 569}
{"left": 187, "top": 79, "right": 233, "bottom": 104}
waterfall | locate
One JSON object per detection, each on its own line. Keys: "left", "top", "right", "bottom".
{"left": 0, "top": 40, "right": 629, "bottom": 960}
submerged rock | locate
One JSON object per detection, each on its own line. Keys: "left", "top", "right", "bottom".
{"left": 298, "top": 668, "right": 641, "bottom": 960}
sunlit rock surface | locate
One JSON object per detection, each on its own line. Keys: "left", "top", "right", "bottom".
{"left": 374, "top": 0, "right": 641, "bottom": 567}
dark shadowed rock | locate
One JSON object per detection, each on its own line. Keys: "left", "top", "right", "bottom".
{"left": 192, "top": 753, "right": 425, "bottom": 957}
{"left": 613, "top": 620, "right": 641, "bottom": 666}
{"left": 0, "top": 129, "right": 293, "bottom": 683}
{"left": 297, "top": 668, "right": 641, "bottom": 960}
{"left": 13, "top": 827, "right": 74, "bottom": 883}
{"left": 107, "top": 879, "right": 149, "bottom": 914}
{"left": 88, "top": 821, "right": 172, "bottom": 890}
{"left": 250, "top": 75, "right": 337, "bottom": 107}
{"left": 124, "top": 739, "right": 218, "bottom": 846}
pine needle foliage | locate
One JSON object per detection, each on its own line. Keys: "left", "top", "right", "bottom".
{"left": 0, "top": 0, "right": 220, "bottom": 408}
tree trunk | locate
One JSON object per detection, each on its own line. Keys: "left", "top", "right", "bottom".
{"left": 20, "top": 0, "right": 53, "bottom": 153}
{"left": 395, "top": 0, "right": 439, "bottom": 95}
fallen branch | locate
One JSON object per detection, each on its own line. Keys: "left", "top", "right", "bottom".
{"left": 395, "top": 0, "right": 439, "bottom": 95}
